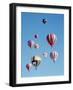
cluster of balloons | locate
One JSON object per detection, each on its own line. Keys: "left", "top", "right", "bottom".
{"left": 43, "top": 51, "right": 58, "bottom": 62}
{"left": 26, "top": 19, "right": 59, "bottom": 71}
{"left": 28, "top": 33, "right": 57, "bottom": 48}
{"left": 26, "top": 34, "right": 41, "bottom": 71}
{"left": 46, "top": 33, "right": 58, "bottom": 63}
{"left": 26, "top": 56, "right": 42, "bottom": 71}
{"left": 28, "top": 34, "right": 40, "bottom": 49}
{"left": 26, "top": 51, "right": 58, "bottom": 71}
{"left": 28, "top": 40, "right": 40, "bottom": 49}
{"left": 26, "top": 33, "right": 58, "bottom": 71}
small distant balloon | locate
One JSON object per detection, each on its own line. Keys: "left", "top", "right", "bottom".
{"left": 28, "top": 40, "right": 35, "bottom": 48}
{"left": 46, "top": 34, "right": 57, "bottom": 47}
{"left": 43, "top": 52, "right": 48, "bottom": 58}
{"left": 31, "top": 56, "right": 42, "bottom": 69}
{"left": 26, "top": 63, "right": 32, "bottom": 71}
{"left": 34, "top": 34, "right": 39, "bottom": 39}
{"left": 34, "top": 43, "right": 40, "bottom": 49}
{"left": 50, "top": 51, "right": 58, "bottom": 63}
{"left": 42, "top": 19, "right": 47, "bottom": 24}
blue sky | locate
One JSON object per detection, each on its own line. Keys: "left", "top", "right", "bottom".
{"left": 21, "top": 12, "right": 64, "bottom": 77}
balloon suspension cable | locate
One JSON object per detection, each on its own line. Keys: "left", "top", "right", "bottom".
{"left": 53, "top": 60, "right": 55, "bottom": 63}
{"left": 28, "top": 69, "right": 30, "bottom": 72}
{"left": 51, "top": 45, "right": 53, "bottom": 48}
{"left": 35, "top": 66, "right": 37, "bottom": 70}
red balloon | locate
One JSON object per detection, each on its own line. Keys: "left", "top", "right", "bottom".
{"left": 47, "top": 34, "right": 57, "bottom": 47}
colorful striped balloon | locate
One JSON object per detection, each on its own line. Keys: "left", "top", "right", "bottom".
{"left": 47, "top": 34, "right": 57, "bottom": 47}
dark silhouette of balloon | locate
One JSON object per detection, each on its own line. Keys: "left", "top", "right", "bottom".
{"left": 34, "top": 34, "right": 39, "bottom": 39}
{"left": 42, "top": 19, "right": 47, "bottom": 24}
{"left": 46, "top": 34, "right": 57, "bottom": 47}
{"left": 28, "top": 40, "right": 35, "bottom": 48}
{"left": 31, "top": 56, "right": 42, "bottom": 69}
{"left": 50, "top": 51, "right": 58, "bottom": 63}
{"left": 34, "top": 43, "right": 40, "bottom": 49}
{"left": 26, "top": 63, "right": 32, "bottom": 71}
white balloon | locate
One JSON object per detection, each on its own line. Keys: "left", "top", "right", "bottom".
{"left": 50, "top": 51, "right": 58, "bottom": 62}
{"left": 43, "top": 52, "right": 48, "bottom": 58}
{"left": 34, "top": 43, "right": 40, "bottom": 49}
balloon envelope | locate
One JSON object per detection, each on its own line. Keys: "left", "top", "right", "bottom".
{"left": 28, "top": 40, "right": 35, "bottom": 48}
{"left": 26, "top": 63, "right": 32, "bottom": 71}
{"left": 34, "top": 34, "right": 39, "bottom": 39}
{"left": 31, "top": 56, "right": 42, "bottom": 69}
{"left": 42, "top": 19, "right": 47, "bottom": 24}
{"left": 47, "top": 34, "right": 57, "bottom": 47}
{"left": 50, "top": 51, "right": 58, "bottom": 62}
{"left": 34, "top": 43, "right": 40, "bottom": 49}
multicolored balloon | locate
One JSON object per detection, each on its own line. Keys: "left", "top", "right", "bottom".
{"left": 34, "top": 34, "right": 39, "bottom": 39}
{"left": 34, "top": 43, "right": 40, "bottom": 49}
{"left": 26, "top": 63, "right": 32, "bottom": 71}
{"left": 28, "top": 40, "right": 35, "bottom": 48}
{"left": 50, "top": 51, "right": 58, "bottom": 63}
{"left": 46, "top": 34, "right": 57, "bottom": 47}
{"left": 31, "top": 56, "right": 42, "bottom": 69}
{"left": 43, "top": 52, "right": 48, "bottom": 58}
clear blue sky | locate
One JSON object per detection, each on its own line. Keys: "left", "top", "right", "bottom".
{"left": 21, "top": 12, "right": 64, "bottom": 77}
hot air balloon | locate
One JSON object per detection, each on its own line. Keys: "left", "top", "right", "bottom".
{"left": 42, "top": 18, "right": 47, "bottom": 24}
{"left": 34, "top": 43, "right": 40, "bottom": 49}
{"left": 28, "top": 40, "right": 35, "bottom": 48}
{"left": 34, "top": 34, "right": 39, "bottom": 39}
{"left": 50, "top": 51, "right": 58, "bottom": 63}
{"left": 43, "top": 52, "right": 48, "bottom": 58}
{"left": 31, "top": 56, "right": 42, "bottom": 69}
{"left": 46, "top": 34, "right": 57, "bottom": 47}
{"left": 26, "top": 63, "right": 32, "bottom": 71}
